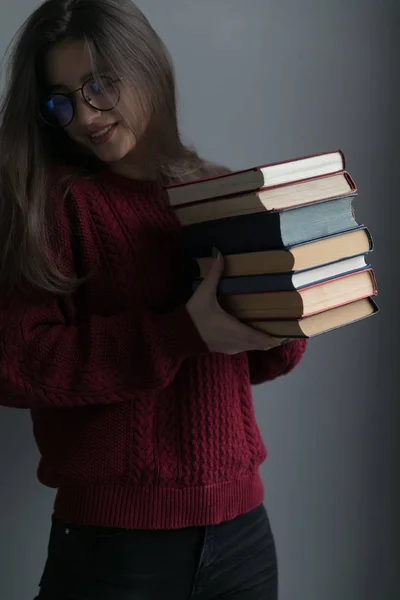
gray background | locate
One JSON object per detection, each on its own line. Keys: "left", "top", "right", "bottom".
{"left": 0, "top": 1, "right": 398, "bottom": 599}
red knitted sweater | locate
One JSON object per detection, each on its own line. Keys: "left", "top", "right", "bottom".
{"left": 0, "top": 169, "right": 306, "bottom": 529}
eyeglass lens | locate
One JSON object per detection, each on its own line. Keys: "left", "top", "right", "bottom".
{"left": 42, "top": 76, "right": 120, "bottom": 128}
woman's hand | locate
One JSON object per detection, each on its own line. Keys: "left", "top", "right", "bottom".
{"left": 186, "top": 252, "right": 290, "bottom": 355}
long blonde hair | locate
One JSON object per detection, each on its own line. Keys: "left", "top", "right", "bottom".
{"left": 0, "top": 0, "right": 228, "bottom": 294}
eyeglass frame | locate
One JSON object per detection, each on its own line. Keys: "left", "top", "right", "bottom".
{"left": 40, "top": 75, "right": 123, "bottom": 129}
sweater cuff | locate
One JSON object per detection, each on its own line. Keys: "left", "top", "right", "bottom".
{"left": 154, "top": 305, "right": 210, "bottom": 363}
{"left": 248, "top": 338, "right": 307, "bottom": 385}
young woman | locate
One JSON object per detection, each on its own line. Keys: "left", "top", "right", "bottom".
{"left": 0, "top": 1, "right": 307, "bottom": 598}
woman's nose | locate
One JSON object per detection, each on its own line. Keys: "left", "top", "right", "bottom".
{"left": 74, "top": 93, "right": 101, "bottom": 126}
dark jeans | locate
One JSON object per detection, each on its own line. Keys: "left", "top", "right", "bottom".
{"left": 34, "top": 503, "right": 278, "bottom": 599}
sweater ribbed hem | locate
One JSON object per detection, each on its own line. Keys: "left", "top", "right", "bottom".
{"left": 53, "top": 471, "right": 264, "bottom": 530}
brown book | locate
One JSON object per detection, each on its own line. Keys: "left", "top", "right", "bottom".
{"left": 166, "top": 150, "right": 345, "bottom": 206}
{"left": 248, "top": 297, "right": 378, "bottom": 338}
{"left": 196, "top": 227, "right": 372, "bottom": 277}
{"left": 175, "top": 172, "right": 355, "bottom": 226}
{"left": 219, "top": 268, "right": 377, "bottom": 320}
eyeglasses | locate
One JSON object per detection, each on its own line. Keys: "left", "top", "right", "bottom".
{"left": 41, "top": 75, "right": 122, "bottom": 128}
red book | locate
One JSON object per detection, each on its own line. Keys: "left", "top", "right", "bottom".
{"left": 220, "top": 268, "right": 378, "bottom": 320}
{"left": 166, "top": 150, "right": 346, "bottom": 206}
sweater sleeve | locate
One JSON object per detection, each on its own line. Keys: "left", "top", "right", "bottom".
{"left": 0, "top": 299, "right": 208, "bottom": 410}
{"left": 0, "top": 178, "right": 209, "bottom": 410}
{"left": 247, "top": 339, "right": 307, "bottom": 385}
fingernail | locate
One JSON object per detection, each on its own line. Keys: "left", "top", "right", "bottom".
{"left": 212, "top": 246, "right": 219, "bottom": 258}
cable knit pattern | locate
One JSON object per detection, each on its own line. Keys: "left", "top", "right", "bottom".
{"left": 0, "top": 168, "right": 306, "bottom": 529}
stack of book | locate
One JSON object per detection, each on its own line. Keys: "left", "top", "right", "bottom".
{"left": 166, "top": 150, "right": 379, "bottom": 339}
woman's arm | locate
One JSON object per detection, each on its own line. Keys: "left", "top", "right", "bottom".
{"left": 0, "top": 295, "right": 208, "bottom": 410}
{"left": 0, "top": 177, "right": 208, "bottom": 410}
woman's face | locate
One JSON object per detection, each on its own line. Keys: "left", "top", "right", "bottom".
{"left": 45, "top": 41, "right": 146, "bottom": 165}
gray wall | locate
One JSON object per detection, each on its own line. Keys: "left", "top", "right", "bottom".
{"left": 0, "top": 1, "right": 398, "bottom": 599}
